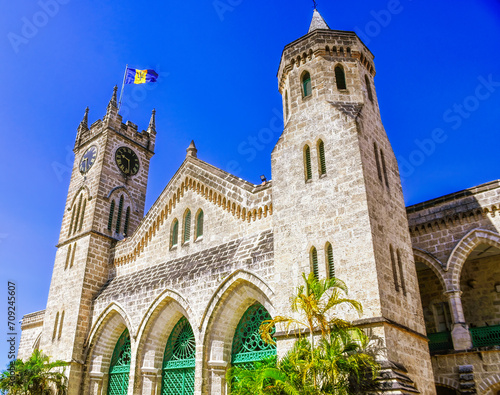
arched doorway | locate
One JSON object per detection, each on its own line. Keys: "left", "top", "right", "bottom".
{"left": 161, "top": 317, "right": 195, "bottom": 395}
{"left": 231, "top": 303, "right": 276, "bottom": 369}
{"left": 107, "top": 329, "right": 131, "bottom": 395}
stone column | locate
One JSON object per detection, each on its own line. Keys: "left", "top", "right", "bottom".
{"left": 445, "top": 290, "right": 472, "bottom": 350}
{"left": 141, "top": 368, "right": 160, "bottom": 395}
{"left": 207, "top": 361, "right": 228, "bottom": 395}
{"left": 89, "top": 372, "right": 104, "bottom": 395}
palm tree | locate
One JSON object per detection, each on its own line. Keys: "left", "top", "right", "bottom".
{"left": 0, "top": 350, "right": 68, "bottom": 395}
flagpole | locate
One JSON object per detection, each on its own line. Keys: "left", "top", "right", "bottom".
{"left": 118, "top": 64, "right": 128, "bottom": 111}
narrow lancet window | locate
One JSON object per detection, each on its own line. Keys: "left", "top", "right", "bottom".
{"left": 318, "top": 140, "right": 326, "bottom": 175}
{"left": 116, "top": 195, "right": 124, "bottom": 234}
{"left": 335, "top": 65, "right": 347, "bottom": 90}
{"left": 302, "top": 72, "right": 312, "bottom": 97}
{"left": 365, "top": 75, "right": 374, "bottom": 102}
{"left": 196, "top": 210, "right": 204, "bottom": 239}
{"left": 310, "top": 247, "right": 319, "bottom": 279}
{"left": 183, "top": 209, "right": 191, "bottom": 243}
{"left": 326, "top": 243, "right": 334, "bottom": 279}
{"left": 304, "top": 145, "right": 312, "bottom": 181}
{"left": 171, "top": 219, "right": 179, "bottom": 247}
{"left": 78, "top": 198, "right": 86, "bottom": 231}
{"left": 108, "top": 200, "right": 115, "bottom": 231}
{"left": 123, "top": 207, "right": 130, "bottom": 236}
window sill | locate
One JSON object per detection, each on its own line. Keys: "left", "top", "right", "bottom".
{"left": 319, "top": 173, "right": 327, "bottom": 179}
{"left": 195, "top": 236, "right": 203, "bottom": 243}
{"left": 305, "top": 179, "right": 313, "bottom": 184}
{"left": 170, "top": 245, "right": 178, "bottom": 251}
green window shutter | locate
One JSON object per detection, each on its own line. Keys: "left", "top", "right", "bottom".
{"left": 318, "top": 140, "right": 326, "bottom": 175}
{"left": 196, "top": 211, "right": 204, "bottom": 238}
{"left": 305, "top": 146, "right": 312, "bottom": 180}
{"left": 116, "top": 196, "right": 124, "bottom": 234}
{"left": 108, "top": 330, "right": 131, "bottom": 395}
{"left": 327, "top": 244, "right": 335, "bottom": 278}
{"left": 311, "top": 247, "right": 319, "bottom": 279}
{"left": 78, "top": 199, "right": 86, "bottom": 231}
{"left": 108, "top": 200, "right": 115, "bottom": 231}
{"left": 161, "top": 317, "right": 196, "bottom": 395}
{"left": 335, "top": 65, "right": 347, "bottom": 90}
{"left": 302, "top": 72, "right": 312, "bottom": 97}
{"left": 184, "top": 210, "right": 191, "bottom": 243}
{"left": 171, "top": 220, "right": 179, "bottom": 247}
{"left": 123, "top": 207, "right": 130, "bottom": 236}
{"left": 231, "top": 303, "right": 276, "bottom": 369}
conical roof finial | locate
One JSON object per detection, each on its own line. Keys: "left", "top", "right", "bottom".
{"left": 108, "top": 85, "right": 118, "bottom": 109}
{"left": 308, "top": 9, "right": 330, "bottom": 33}
{"left": 80, "top": 107, "right": 89, "bottom": 129}
{"left": 186, "top": 140, "right": 197, "bottom": 158}
{"left": 148, "top": 108, "right": 156, "bottom": 132}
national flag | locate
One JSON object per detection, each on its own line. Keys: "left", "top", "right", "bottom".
{"left": 124, "top": 68, "right": 158, "bottom": 84}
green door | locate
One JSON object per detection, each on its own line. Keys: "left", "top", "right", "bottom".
{"left": 231, "top": 303, "right": 276, "bottom": 369}
{"left": 161, "top": 317, "right": 196, "bottom": 395}
{"left": 108, "top": 329, "right": 131, "bottom": 395}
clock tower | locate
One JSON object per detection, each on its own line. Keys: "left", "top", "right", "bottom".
{"left": 39, "top": 87, "right": 155, "bottom": 394}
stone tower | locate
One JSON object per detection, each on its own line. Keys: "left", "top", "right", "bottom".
{"left": 271, "top": 10, "right": 436, "bottom": 393}
{"left": 38, "top": 88, "right": 155, "bottom": 394}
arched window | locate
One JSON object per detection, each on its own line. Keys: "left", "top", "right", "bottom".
{"left": 304, "top": 145, "right": 312, "bottom": 181}
{"left": 58, "top": 311, "right": 64, "bottom": 339}
{"left": 116, "top": 195, "right": 124, "bottom": 234}
{"left": 70, "top": 243, "right": 76, "bottom": 268}
{"left": 52, "top": 312, "right": 59, "bottom": 340}
{"left": 335, "top": 65, "right": 347, "bottom": 90}
{"left": 78, "top": 198, "right": 86, "bottom": 231}
{"left": 108, "top": 330, "right": 131, "bottom": 395}
{"left": 365, "top": 75, "right": 374, "bottom": 102}
{"left": 73, "top": 194, "right": 83, "bottom": 235}
{"left": 161, "top": 317, "right": 195, "bottom": 395}
{"left": 310, "top": 247, "right": 319, "bottom": 279}
{"left": 326, "top": 243, "right": 334, "bottom": 279}
{"left": 284, "top": 91, "right": 289, "bottom": 120}
{"left": 171, "top": 219, "right": 179, "bottom": 248}
{"left": 196, "top": 210, "right": 204, "bottom": 240}
{"left": 68, "top": 207, "right": 76, "bottom": 237}
{"left": 183, "top": 209, "right": 191, "bottom": 243}
{"left": 302, "top": 71, "right": 312, "bottom": 97}
{"left": 374, "top": 142, "right": 383, "bottom": 182}
{"left": 108, "top": 200, "right": 115, "bottom": 231}
{"left": 397, "top": 249, "right": 407, "bottom": 295}
{"left": 65, "top": 245, "right": 72, "bottom": 270}
{"left": 231, "top": 303, "right": 276, "bottom": 369}
{"left": 390, "top": 245, "right": 400, "bottom": 292}
{"left": 123, "top": 207, "right": 130, "bottom": 237}
{"left": 317, "top": 140, "right": 326, "bottom": 175}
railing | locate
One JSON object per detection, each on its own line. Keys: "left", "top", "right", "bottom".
{"left": 470, "top": 324, "right": 500, "bottom": 348}
{"left": 428, "top": 331, "right": 453, "bottom": 352}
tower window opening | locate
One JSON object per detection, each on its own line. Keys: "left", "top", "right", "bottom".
{"left": 73, "top": 194, "right": 83, "bottom": 235}
{"left": 374, "top": 142, "right": 383, "bottom": 183}
{"left": 335, "top": 65, "right": 347, "bottom": 90}
{"left": 365, "top": 75, "right": 374, "bottom": 102}
{"left": 171, "top": 219, "right": 179, "bottom": 248}
{"left": 196, "top": 209, "right": 204, "bottom": 239}
{"left": 317, "top": 139, "right": 326, "bottom": 176}
{"left": 116, "top": 195, "right": 124, "bottom": 234}
{"left": 64, "top": 245, "right": 72, "bottom": 270}
{"left": 310, "top": 247, "right": 319, "bottom": 279}
{"left": 68, "top": 207, "right": 75, "bottom": 237}
{"left": 108, "top": 200, "right": 115, "bottom": 231}
{"left": 58, "top": 311, "right": 64, "bottom": 339}
{"left": 78, "top": 198, "right": 87, "bottom": 231}
{"left": 326, "top": 243, "right": 335, "bottom": 279}
{"left": 302, "top": 71, "right": 312, "bottom": 97}
{"left": 339, "top": 47, "right": 344, "bottom": 57}
{"left": 390, "top": 245, "right": 400, "bottom": 292}
{"left": 284, "top": 91, "right": 289, "bottom": 120}
{"left": 183, "top": 209, "right": 191, "bottom": 243}
{"left": 70, "top": 243, "right": 76, "bottom": 268}
{"left": 397, "top": 249, "right": 407, "bottom": 295}
{"left": 380, "top": 149, "right": 390, "bottom": 189}
{"left": 52, "top": 312, "right": 59, "bottom": 340}
{"left": 304, "top": 145, "right": 312, "bottom": 181}
{"left": 123, "top": 207, "right": 130, "bottom": 236}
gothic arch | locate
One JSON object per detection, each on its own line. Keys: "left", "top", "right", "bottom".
{"left": 134, "top": 289, "right": 196, "bottom": 393}
{"left": 434, "top": 376, "right": 460, "bottom": 391}
{"left": 413, "top": 247, "right": 448, "bottom": 290}
{"left": 106, "top": 185, "right": 137, "bottom": 212}
{"left": 479, "top": 374, "right": 500, "bottom": 394}
{"left": 67, "top": 185, "right": 91, "bottom": 211}
{"left": 447, "top": 229, "right": 500, "bottom": 286}
{"left": 85, "top": 302, "right": 134, "bottom": 349}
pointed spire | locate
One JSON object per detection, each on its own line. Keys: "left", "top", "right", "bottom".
{"left": 147, "top": 109, "right": 156, "bottom": 133}
{"left": 186, "top": 140, "right": 197, "bottom": 158}
{"left": 79, "top": 107, "right": 89, "bottom": 130}
{"left": 308, "top": 9, "right": 330, "bottom": 33}
{"left": 108, "top": 85, "right": 118, "bottom": 109}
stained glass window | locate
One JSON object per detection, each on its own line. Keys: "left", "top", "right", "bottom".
{"left": 161, "top": 317, "right": 195, "bottom": 395}
{"left": 108, "top": 330, "right": 131, "bottom": 395}
{"left": 231, "top": 303, "right": 276, "bottom": 369}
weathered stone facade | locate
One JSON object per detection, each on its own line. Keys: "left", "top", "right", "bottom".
{"left": 18, "top": 9, "right": 500, "bottom": 395}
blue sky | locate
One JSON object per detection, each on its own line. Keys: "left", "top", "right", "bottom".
{"left": 0, "top": 0, "right": 499, "bottom": 367}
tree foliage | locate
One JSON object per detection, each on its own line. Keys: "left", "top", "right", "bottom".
{"left": 0, "top": 350, "right": 68, "bottom": 395}
{"left": 227, "top": 273, "right": 379, "bottom": 394}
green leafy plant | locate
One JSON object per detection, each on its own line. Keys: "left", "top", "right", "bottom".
{"left": 0, "top": 350, "right": 68, "bottom": 395}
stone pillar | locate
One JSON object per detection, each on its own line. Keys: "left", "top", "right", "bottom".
{"left": 445, "top": 290, "right": 472, "bottom": 350}
{"left": 141, "top": 368, "right": 160, "bottom": 395}
{"left": 207, "top": 361, "right": 228, "bottom": 395}
{"left": 89, "top": 372, "right": 104, "bottom": 395}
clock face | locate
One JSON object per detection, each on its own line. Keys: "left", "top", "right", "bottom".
{"left": 79, "top": 145, "right": 98, "bottom": 174}
{"left": 115, "top": 146, "right": 140, "bottom": 175}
